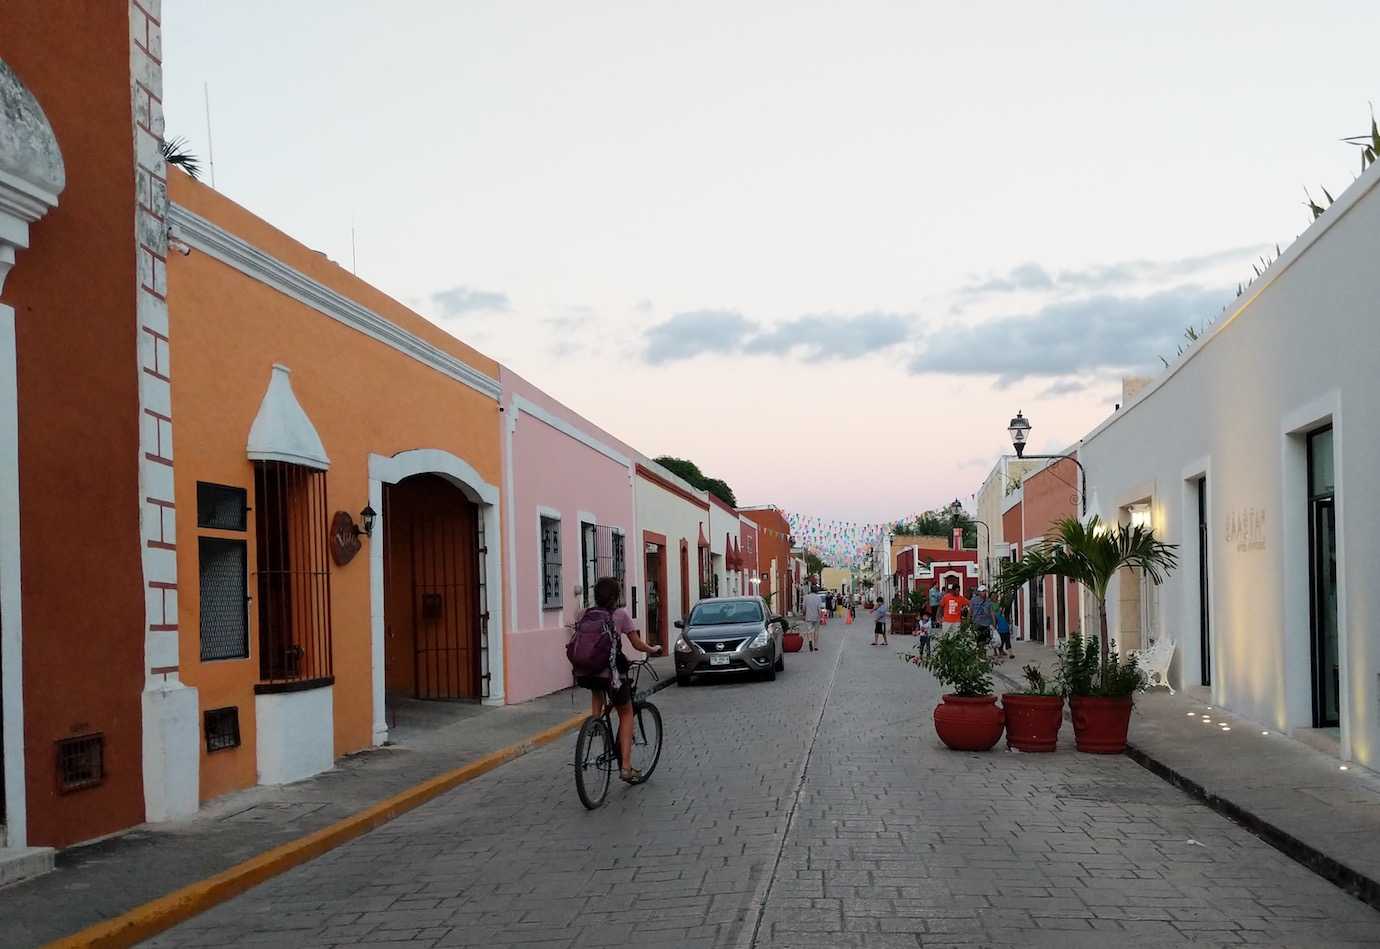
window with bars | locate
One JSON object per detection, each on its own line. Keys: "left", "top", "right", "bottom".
{"left": 254, "top": 461, "right": 333, "bottom": 687}
{"left": 580, "top": 523, "right": 627, "bottom": 607}
{"left": 57, "top": 734, "right": 103, "bottom": 792}
{"left": 203, "top": 706, "right": 241, "bottom": 753}
{"left": 197, "top": 482, "right": 249, "bottom": 661}
{"left": 541, "top": 516, "right": 562, "bottom": 609}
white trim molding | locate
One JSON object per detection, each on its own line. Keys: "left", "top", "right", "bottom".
{"left": 1, "top": 303, "right": 27, "bottom": 845}
{"left": 168, "top": 204, "right": 502, "bottom": 401}
{"left": 510, "top": 396, "right": 630, "bottom": 467}
{"left": 368, "top": 449, "right": 505, "bottom": 737}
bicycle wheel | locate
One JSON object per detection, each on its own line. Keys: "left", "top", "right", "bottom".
{"left": 574, "top": 716, "right": 613, "bottom": 810}
{"left": 628, "top": 701, "right": 663, "bottom": 782}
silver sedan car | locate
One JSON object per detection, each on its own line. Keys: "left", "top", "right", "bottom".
{"left": 673, "top": 596, "right": 787, "bottom": 686}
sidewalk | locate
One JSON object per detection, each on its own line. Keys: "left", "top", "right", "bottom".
{"left": 991, "top": 638, "right": 1380, "bottom": 909}
{"left": 0, "top": 658, "right": 675, "bottom": 948}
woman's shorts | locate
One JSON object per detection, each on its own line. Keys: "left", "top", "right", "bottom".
{"left": 576, "top": 675, "right": 631, "bottom": 707}
{"left": 874, "top": 621, "right": 886, "bottom": 636}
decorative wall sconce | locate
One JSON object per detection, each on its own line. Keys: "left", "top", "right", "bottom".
{"left": 329, "top": 504, "right": 377, "bottom": 566}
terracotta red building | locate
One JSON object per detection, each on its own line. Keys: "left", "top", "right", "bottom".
{"left": 894, "top": 529, "right": 979, "bottom": 600}
{"left": 738, "top": 506, "right": 792, "bottom": 616}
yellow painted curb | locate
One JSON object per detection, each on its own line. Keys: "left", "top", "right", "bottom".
{"left": 46, "top": 711, "right": 589, "bottom": 949}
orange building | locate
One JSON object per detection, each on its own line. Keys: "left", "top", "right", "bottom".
{"left": 1, "top": 6, "right": 161, "bottom": 863}
{"left": 166, "top": 174, "right": 506, "bottom": 802}
{"left": 1000, "top": 456, "right": 1082, "bottom": 646}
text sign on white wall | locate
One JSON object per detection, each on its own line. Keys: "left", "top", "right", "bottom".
{"left": 1225, "top": 507, "right": 1267, "bottom": 552}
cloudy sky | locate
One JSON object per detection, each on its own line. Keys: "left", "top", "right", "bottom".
{"left": 163, "top": 1, "right": 1378, "bottom": 523}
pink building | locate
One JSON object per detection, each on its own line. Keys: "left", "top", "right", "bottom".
{"left": 499, "top": 368, "right": 639, "bottom": 703}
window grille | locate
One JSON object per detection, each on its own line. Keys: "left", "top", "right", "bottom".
{"left": 196, "top": 482, "right": 247, "bottom": 531}
{"left": 253, "top": 461, "right": 333, "bottom": 687}
{"left": 204, "top": 706, "right": 241, "bottom": 752}
{"left": 541, "top": 517, "right": 562, "bottom": 609}
{"left": 57, "top": 734, "right": 103, "bottom": 792}
{"left": 580, "top": 523, "right": 627, "bottom": 607}
{"left": 199, "top": 537, "right": 249, "bottom": 660}
{"left": 477, "top": 513, "right": 490, "bottom": 700}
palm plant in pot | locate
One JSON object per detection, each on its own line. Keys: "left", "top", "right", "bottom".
{"left": 1001, "top": 664, "right": 1063, "bottom": 752}
{"left": 994, "top": 515, "right": 1175, "bottom": 754}
{"left": 901, "top": 617, "right": 1004, "bottom": 751}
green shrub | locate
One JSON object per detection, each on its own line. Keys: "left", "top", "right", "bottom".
{"left": 901, "top": 617, "right": 992, "bottom": 696}
{"left": 1055, "top": 632, "right": 1145, "bottom": 698}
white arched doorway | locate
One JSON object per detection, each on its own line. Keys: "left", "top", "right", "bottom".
{"left": 369, "top": 450, "right": 504, "bottom": 745}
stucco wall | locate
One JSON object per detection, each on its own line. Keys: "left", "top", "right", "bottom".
{"left": 634, "top": 463, "right": 709, "bottom": 633}
{"left": 2, "top": 6, "right": 148, "bottom": 848}
{"left": 168, "top": 173, "right": 503, "bottom": 802}
{"left": 1080, "top": 158, "right": 1380, "bottom": 766}
{"left": 501, "top": 367, "right": 636, "bottom": 704}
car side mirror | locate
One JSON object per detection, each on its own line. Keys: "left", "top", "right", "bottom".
{"left": 772, "top": 615, "right": 785, "bottom": 626}
{"left": 673, "top": 619, "right": 684, "bottom": 629}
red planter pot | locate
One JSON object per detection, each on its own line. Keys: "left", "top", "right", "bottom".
{"left": 1001, "top": 694, "right": 1064, "bottom": 752}
{"left": 933, "top": 694, "right": 1005, "bottom": 751}
{"left": 1070, "top": 695, "right": 1134, "bottom": 753}
{"left": 783, "top": 631, "right": 804, "bottom": 653}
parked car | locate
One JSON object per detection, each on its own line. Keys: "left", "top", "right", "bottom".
{"left": 673, "top": 596, "right": 787, "bottom": 686}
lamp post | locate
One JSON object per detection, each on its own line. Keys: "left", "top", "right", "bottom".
{"left": 1006, "top": 410, "right": 1087, "bottom": 515}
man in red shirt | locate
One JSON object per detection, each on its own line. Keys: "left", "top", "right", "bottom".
{"left": 939, "top": 581, "right": 969, "bottom": 634}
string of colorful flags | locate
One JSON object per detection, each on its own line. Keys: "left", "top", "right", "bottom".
{"left": 783, "top": 511, "right": 947, "bottom": 568}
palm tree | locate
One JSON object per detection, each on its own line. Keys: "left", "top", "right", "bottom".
{"left": 993, "top": 516, "right": 1178, "bottom": 657}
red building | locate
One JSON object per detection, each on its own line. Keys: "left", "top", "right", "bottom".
{"left": 738, "top": 506, "right": 792, "bottom": 616}
{"left": 894, "top": 529, "right": 979, "bottom": 601}
{"left": 1001, "top": 457, "right": 1082, "bottom": 647}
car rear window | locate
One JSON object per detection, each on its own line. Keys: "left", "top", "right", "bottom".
{"left": 688, "top": 601, "right": 763, "bottom": 626}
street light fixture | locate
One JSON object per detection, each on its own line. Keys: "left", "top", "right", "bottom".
{"left": 1008, "top": 411, "right": 1031, "bottom": 458}
{"left": 1004, "top": 409, "right": 1088, "bottom": 515}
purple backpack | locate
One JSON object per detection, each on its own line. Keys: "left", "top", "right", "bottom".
{"left": 567, "top": 608, "right": 617, "bottom": 679}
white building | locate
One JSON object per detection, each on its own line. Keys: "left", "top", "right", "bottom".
{"left": 1079, "top": 157, "right": 1380, "bottom": 769}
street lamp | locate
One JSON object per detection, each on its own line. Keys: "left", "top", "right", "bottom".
{"left": 1008, "top": 411, "right": 1031, "bottom": 457}
{"left": 1004, "top": 409, "right": 1087, "bottom": 515}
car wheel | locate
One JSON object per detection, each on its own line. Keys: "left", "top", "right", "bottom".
{"left": 676, "top": 673, "right": 692, "bottom": 687}
{"left": 774, "top": 650, "right": 785, "bottom": 672}
{"left": 763, "top": 650, "right": 777, "bottom": 681}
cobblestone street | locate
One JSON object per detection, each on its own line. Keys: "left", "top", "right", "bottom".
{"left": 148, "top": 623, "right": 1380, "bottom": 948}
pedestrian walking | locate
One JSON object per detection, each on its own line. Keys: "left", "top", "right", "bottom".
{"left": 995, "top": 605, "right": 1012, "bottom": 659}
{"left": 940, "top": 581, "right": 968, "bottom": 635}
{"left": 928, "top": 582, "right": 942, "bottom": 618}
{"left": 917, "top": 606, "right": 933, "bottom": 658}
{"left": 970, "top": 585, "right": 994, "bottom": 653}
{"left": 802, "top": 589, "right": 823, "bottom": 651}
{"left": 871, "top": 598, "right": 889, "bottom": 645}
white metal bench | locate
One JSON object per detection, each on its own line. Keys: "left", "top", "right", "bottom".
{"left": 1132, "top": 637, "right": 1176, "bottom": 694}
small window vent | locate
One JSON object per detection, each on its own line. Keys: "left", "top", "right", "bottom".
{"left": 57, "top": 734, "right": 104, "bottom": 792}
{"left": 204, "top": 707, "right": 241, "bottom": 753}
{"left": 197, "top": 482, "right": 247, "bottom": 531}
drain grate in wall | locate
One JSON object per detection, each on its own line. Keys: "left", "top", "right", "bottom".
{"left": 57, "top": 734, "right": 104, "bottom": 793}
{"left": 204, "top": 706, "right": 241, "bottom": 753}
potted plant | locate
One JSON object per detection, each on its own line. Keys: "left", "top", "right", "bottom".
{"left": 1001, "top": 664, "right": 1064, "bottom": 752}
{"left": 903, "top": 618, "right": 1004, "bottom": 751}
{"left": 1058, "top": 633, "right": 1145, "bottom": 753}
{"left": 994, "top": 515, "right": 1176, "bottom": 753}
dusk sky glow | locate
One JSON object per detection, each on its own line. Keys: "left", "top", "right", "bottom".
{"left": 163, "top": 0, "right": 1379, "bottom": 523}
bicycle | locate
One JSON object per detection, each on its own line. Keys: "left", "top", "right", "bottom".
{"left": 573, "top": 659, "right": 663, "bottom": 810}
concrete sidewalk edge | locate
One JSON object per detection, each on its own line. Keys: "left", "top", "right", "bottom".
{"left": 993, "top": 659, "right": 1380, "bottom": 912}
{"left": 41, "top": 694, "right": 617, "bottom": 949}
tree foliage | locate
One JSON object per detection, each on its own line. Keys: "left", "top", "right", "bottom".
{"left": 892, "top": 507, "right": 976, "bottom": 548}
{"left": 804, "top": 551, "right": 826, "bottom": 579}
{"left": 653, "top": 456, "right": 737, "bottom": 507}
{"left": 159, "top": 135, "right": 201, "bottom": 180}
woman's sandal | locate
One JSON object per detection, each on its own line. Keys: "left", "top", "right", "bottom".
{"left": 619, "top": 767, "right": 643, "bottom": 785}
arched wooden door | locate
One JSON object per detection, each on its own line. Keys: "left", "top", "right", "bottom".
{"left": 383, "top": 474, "right": 482, "bottom": 700}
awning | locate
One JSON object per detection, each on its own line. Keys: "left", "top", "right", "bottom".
{"left": 246, "top": 364, "right": 330, "bottom": 470}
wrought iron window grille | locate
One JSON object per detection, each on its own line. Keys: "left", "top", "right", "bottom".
{"left": 57, "top": 734, "right": 104, "bottom": 793}
{"left": 204, "top": 707, "right": 241, "bottom": 753}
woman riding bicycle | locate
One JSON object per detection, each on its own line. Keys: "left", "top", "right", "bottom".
{"left": 575, "top": 577, "right": 662, "bottom": 784}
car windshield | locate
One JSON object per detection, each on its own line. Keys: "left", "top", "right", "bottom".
{"left": 688, "top": 600, "right": 763, "bottom": 627}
